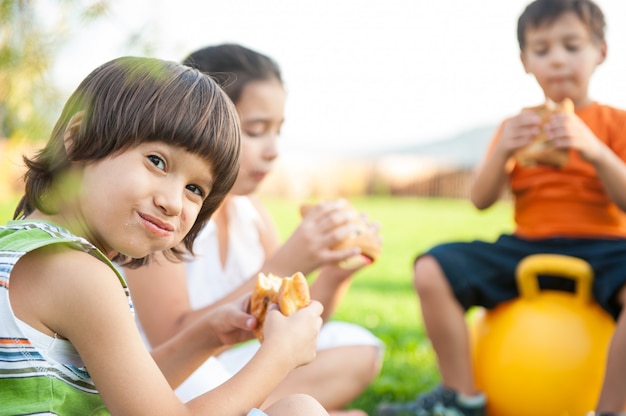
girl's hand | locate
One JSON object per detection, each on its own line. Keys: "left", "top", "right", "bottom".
{"left": 261, "top": 300, "right": 323, "bottom": 369}
{"left": 198, "top": 294, "right": 256, "bottom": 347}
{"left": 277, "top": 200, "right": 361, "bottom": 273}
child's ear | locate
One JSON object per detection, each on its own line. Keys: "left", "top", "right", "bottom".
{"left": 520, "top": 52, "right": 531, "bottom": 74}
{"left": 597, "top": 40, "right": 607, "bottom": 65}
{"left": 63, "top": 111, "right": 84, "bottom": 155}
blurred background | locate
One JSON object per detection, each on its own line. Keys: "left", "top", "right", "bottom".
{"left": 2, "top": 0, "right": 626, "bottom": 200}
{"left": 2, "top": 2, "right": 621, "bottom": 411}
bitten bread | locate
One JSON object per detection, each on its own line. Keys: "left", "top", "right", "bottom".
{"left": 249, "top": 272, "right": 311, "bottom": 342}
{"left": 514, "top": 98, "right": 574, "bottom": 168}
{"left": 300, "top": 202, "right": 381, "bottom": 270}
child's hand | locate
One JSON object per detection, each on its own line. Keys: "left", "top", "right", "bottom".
{"left": 195, "top": 294, "right": 257, "bottom": 347}
{"left": 262, "top": 300, "right": 323, "bottom": 369}
{"left": 545, "top": 112, "right": 605, "bottom": 163}
{"left": 279, "top": 200, "right": 361, "bottom": 273}
{"left": 496, "top": 111, "right": 542, "bottom": 157}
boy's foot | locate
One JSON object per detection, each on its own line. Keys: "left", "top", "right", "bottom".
{"left": 376, "top": 385, "right": 486, "bottom": 416}
{"left": 586, "top": 413, "right": 626, "bottom": 416}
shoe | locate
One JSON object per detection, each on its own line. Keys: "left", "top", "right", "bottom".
{"left": 586, "top": 412, "right": 626, "bottom": 416}
{"left": 376, "top": 385, "right": 486, "bottom": 416}
{"left": 590, "top": 413, "right": 626, "bottom": 416}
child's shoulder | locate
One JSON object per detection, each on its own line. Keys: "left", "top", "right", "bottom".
{"left": 1, "top": 220, "right": 127, "bottom": 287}
{"left": 580, "top": 102, "right": 626, "bottom": 119}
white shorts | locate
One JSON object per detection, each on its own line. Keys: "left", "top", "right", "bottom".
{"left": 175, "top": 321, "right": 383, "bottom": 402}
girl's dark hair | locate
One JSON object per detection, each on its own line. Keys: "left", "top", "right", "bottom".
{"left": 15, "top": 56, "right": 241, "bottom": 268}
{"left": 517, "top": 0, "right": 605, "bottom": 51}
{"left": 182, "top": 43, "right": 283, "bottom": 104}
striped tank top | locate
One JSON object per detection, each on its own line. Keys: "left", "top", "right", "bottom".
{"left": 0, "top": 220, "right": 131, "bottom": 415}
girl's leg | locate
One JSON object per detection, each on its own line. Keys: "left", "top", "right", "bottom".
{"left": 262, "top": 345, "right": 380, "bottom": 412}
{"left": 413, "top": 255, "right": 477, "bottom": 395}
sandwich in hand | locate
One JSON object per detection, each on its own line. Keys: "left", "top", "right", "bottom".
{"left": 249, "top": 272, "right": 311, "bottom": 342}
{"left": 300, "top": 202, "right": 381, "bottom": 270}
{"left": 514, "top": 97, "right": 574, "bottom": 168}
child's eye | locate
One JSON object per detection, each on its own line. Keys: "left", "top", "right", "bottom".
{"left": 565, "top": 44, "right": 580, "bottom": 52}
{"left": 148, "top": 154, "right": 166, "bottom": 170}
{"left": 186, "top": 184, "right": 205, "bottom": 197}
{"left": 244, "top": 129, "right": 264, "bottom": 138}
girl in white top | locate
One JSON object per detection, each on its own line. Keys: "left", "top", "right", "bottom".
{"left": 125, "top": 44, "right": 383, "bottom": 416}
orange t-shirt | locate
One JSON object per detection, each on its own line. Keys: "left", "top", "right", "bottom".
{"left": 488, "top": 102, "right": 626, "bottom": 239}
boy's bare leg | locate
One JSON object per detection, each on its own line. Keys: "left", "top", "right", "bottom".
{"left": 414, "top": 255, "right": 477, "bottom": 395}
{"left": 264, "top": 393, "right": 329, "bottom": 416}
{"left": 262, "top": 345, "right": 381, "bottom": 413}
{"left": 596, "top": 286, "right": 626, "bottom": 412}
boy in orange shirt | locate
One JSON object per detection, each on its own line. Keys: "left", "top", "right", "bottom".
{"left": 378, "top": 0, "right": 626, "bottom": 415}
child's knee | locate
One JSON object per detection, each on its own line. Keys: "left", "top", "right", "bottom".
{"left": 413, "top": 255, "right": 446, "bottom": 295}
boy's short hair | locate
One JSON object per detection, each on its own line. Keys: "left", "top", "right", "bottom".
{"left": 517, "top": 0, "right": 606, "bottom": 51}
{"left": 16, "top": 56, "right": 241, "bottom": 267}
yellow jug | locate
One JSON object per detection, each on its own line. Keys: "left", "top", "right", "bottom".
{"left": 469, "top": 254, "right": 615, "bottom": 416}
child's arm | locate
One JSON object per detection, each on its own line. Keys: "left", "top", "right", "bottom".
{"left": 308, "top": 266, "right": 360, "bottom": 321}
{"left": 126, "top": 197, "right": 364, "bottom": 350}
{"left": 185, "top": 301, "right": 323, "bottom": 412}
{"left": 124, "top": 253, "right": 238, "bottom": 348}
{"left": 256, "top": 198, "right": 361, "bottom": 276}
{"left": 150, "top": 296, "right": 256, "bottom": 388}
{"left": 548, "top": 111, "right": 626, "bottom": 210}
{"left": 20, "top": 248, "right": 321, "bottom": 415}
{"left": 471, "top": 111, "right": 542, "bottom": 209}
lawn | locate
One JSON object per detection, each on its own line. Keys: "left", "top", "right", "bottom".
{"left": 0, "top": 194, "right": 514, "bottom": 414}
{"left": 262, "top": 196, "right": 514, "bottom": 413}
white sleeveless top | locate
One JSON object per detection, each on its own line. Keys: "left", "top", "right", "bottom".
{"left": 185, "top": 196, "right": 264, "bottom": 307}
{"left": 175, "top": 196, "right": 383, "bottom": 402}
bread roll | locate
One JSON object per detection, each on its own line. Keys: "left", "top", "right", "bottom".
{"left": 300, "top": 202, "right": 381, "bottom": 270}
{"left": 249, "top": 272, "right": 310, "bottom": 342}
{"left": 515, "top": 98, "right": 574, "bottom": 168}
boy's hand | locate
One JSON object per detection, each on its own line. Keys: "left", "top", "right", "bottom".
{"left": 261, "top": 300, "right": 323, "bottom": 369}
{"left": 496, "top": 110, "right": 542, "bottom": 157}
{"left": 546, "top": 112, "right": 605, "bottom": 164}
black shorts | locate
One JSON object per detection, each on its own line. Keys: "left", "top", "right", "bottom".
{"left": 420, "top": 234, "right": 626, "bottom": 319}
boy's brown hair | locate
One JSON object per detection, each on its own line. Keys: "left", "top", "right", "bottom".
{"left": 15, "top": 56, "right": 241, "bottom": 267}
{"left": 517, "top": 0, "right": 606, "bottom": 51}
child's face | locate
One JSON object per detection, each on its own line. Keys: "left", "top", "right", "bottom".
{"left": 520, "top": 11, "right": 606, "bottom": 106}
{"left": 230, "top": 78, "right": 286, "bottom": 196}
{"left": 75, "top": 142, "right": 214, "bottom": 258}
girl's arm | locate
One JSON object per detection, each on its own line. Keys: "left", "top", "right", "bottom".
{"left": 308, "top": 266, "right": 356, "bottom": 321}
{"left": 254, "top": 197, "right": 361, "bottom": 276}
{"left": 127, "top": 196, "right": 365, "bottom": 350}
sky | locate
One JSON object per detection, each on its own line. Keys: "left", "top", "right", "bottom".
{"left": 52, "top": 0, "right": 626, "bottom": 156}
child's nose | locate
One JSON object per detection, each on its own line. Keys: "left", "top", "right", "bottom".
{"left": 154, "top": 183, "right": 183, "bottom": 216}
{"left": 549, "top": 46, "right": 568, "bottom": 65}
{"left": 264, "top": 135, "right": 279, "bottom": 160}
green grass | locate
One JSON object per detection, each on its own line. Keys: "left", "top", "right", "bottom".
{"left": 262, "top": 196, "right": 514, "bottom": 413}
{"left": 0, "top": 195, "right": 514, "bottom": 414}
{"left": 0, "top": 195, "right": 19, "bottom": 223}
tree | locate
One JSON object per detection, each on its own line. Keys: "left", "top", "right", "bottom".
{"left": 0, "top": 0, "right": 109, "bottom": 141}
